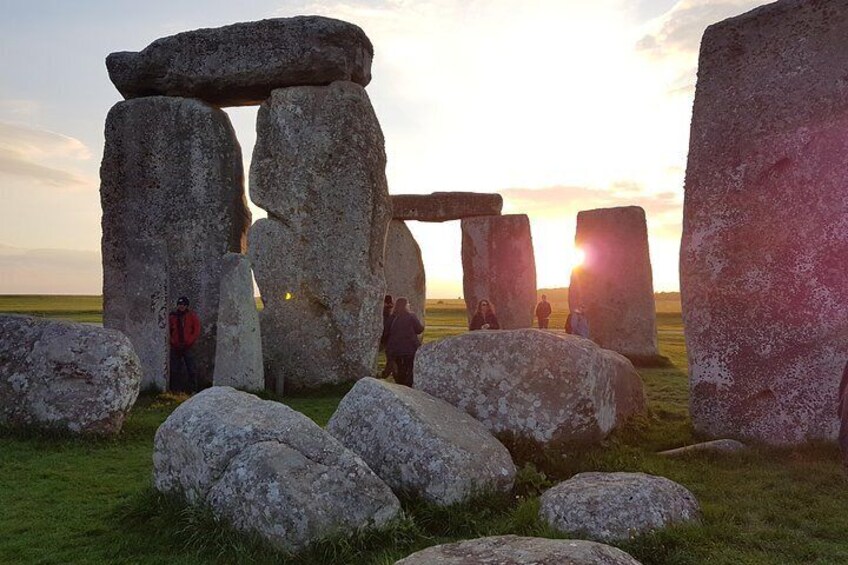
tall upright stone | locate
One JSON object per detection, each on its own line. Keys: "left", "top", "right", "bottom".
{"left": 385, "top": 220, "right": 426, "bottom": 323}
{"left": 461, "top": 214, "right": 536, "bottom": 329}
{"left": 681, "top": 0, "right": 848, "bottom": 445}
{"left": 249, "top": 81, "right": 391, "bottom": 390}
{"left": 101, "top": 96, "right": 251, "bottom": 387}
{"left": 569, "top": 206, "right": 658, "bottom": 359}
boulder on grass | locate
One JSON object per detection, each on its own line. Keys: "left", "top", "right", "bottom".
{"left": 658, "top": 439, "right": 747, "bottom": 457}
{"left": 395, "top": 535, "right": 642, "bottom": 564}
{"left": 540, "top": 472, "right": 700, "bottom": 542}
{"left": 327, "top": 377, "right": 516, "bottom": 505}
{"left": 415, "top": 329, "right": 645, "bottom": 447}
{"left": 153, "top": 387, "right": 400, "bottom": 552}
{"left": 0, "top": 315, "right": 141, "bottom": 435}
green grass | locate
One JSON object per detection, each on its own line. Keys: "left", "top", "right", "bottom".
{"left": 2, "top": 296, "right": 848, "bottom": 564}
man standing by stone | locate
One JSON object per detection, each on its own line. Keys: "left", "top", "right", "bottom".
{"left": 535, "top": 295, "right": 552, "bottom": 329}
{"left": 169, "top": 296, "right": 201, "bottom": 393}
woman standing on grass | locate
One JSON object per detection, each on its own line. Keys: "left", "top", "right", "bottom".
{"left": 383, "top": 297, "right": 424, "bottom": 387}
{"left": 469, "top": 299, "right": 500, "bottom": 330}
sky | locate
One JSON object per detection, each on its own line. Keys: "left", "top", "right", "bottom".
{"left": 0, "top": 0, "right": 765, "bottom": 297}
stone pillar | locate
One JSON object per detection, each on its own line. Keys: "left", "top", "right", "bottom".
{"left": 100, "top": 96, "right": 251, "bottom": 387}
{"left": 249, "top": 81, "right": 391, "bottom": 390}
{"left": 681, "top": 1, "right": 848, "bottom": 445}
{"left": 461, "top": 214, "right": 536, "bottom": 329}
{"left": 569, "top": 206, "right": 658, "bottom": 359}
{"left": 385, "top": 220, "right": 426, "bottom": 324}
{"left": 213, "top": 253, "right": 264, "bottom": 392}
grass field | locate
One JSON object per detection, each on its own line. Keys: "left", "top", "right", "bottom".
{"left": 2, "top": 296, "right": 848, "bottom": 564}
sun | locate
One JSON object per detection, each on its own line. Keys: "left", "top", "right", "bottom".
{"left": 566, "top": 247, "right": 586, "bottom": 274}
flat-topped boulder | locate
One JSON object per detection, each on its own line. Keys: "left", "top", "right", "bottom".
{"left": 391, "top": 192, "right": 502, "bottom": 222}
{"left": 328, "top": 378, "right": 516, "bottom": 505}
{"left": 415, "top": 329, "right": 645, "bottom": 447}
{"left": 154, "top": 387, "right": 401, "bottom": 551}
{"left": 0, "top": 315, "right": 141, "bottom": 435}
{"left": 107, "top": 16, "right": 373, "bottom": 106}
{"left": 384, "top": 220, "right": 426, "bottom": 323}
{"left": 395, "top": 535, "right": 642, "bottom": 564}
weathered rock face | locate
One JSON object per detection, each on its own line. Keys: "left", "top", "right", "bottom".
{"left": 681, "top": 0, "right": 848, "bottom": 445}
{"left": 569, "top": 206, "right": 657, "bottom": 359}
{"left": 385, "top": 220, "right": 426, "bottom": 323}
{"left": 540, "top": 472, "right": 700, "bottom": 542}
{"left": 327, "top": 378, "right": 516, "bottom": 505}
{"left": 212, "top": 253, "right": 263, "bottom": 391}
{"left": 415, "top": 329, "right": 645, "bottom": 447}
{"left": 101, "top": 96, "right": 251, "bottom": 387}
{"left": 391, "top": 192, "right": 503, "bottom": 222}
{"left": 106, "top": 16, "right": 373, "bottom": 107}
{"left": 154, "top": 387, "right": 401, "bottom": 551}
{"left": 461, "top": 214, "right": 536, "bottom": 329}
{"left": 249, "top": 82, "right": 391, "bottom": 390}
{"left": 0, "top": 315, "right": 141, "bottom": 435}
{"left": 395, "top": 535, "right": 643, "bottom": 565}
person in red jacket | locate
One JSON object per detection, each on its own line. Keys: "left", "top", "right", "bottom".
{"left": 169, "top": 296, "right": 201, "bottom": 393}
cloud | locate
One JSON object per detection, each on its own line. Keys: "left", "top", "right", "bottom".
{"left": 0, "top": 245, "right": 101, "bottom": 294}
{"left": 0, "top": 121, "right": 93, "bottom": 189}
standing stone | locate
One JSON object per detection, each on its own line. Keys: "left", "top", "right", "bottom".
{"left": 681, "top": 0, "right": 848, "bottom": 444}
{"left": 385, "top": 220, "right": 426, "bottom": 323}
{"left": 461, "top": 214, "right": 536, "bottom": 329}
{"left": 569, "top": 206, "right": 658, "bottom": 359}
{"left": 107, "top": 16, "right": 374, "bottom": 107}
{"left": 213, "top": 253, "right": 263, "bottom": 391}
{"left": 101, "top": 96, "right": 251, "bottom": 388}
{"left": 249, "top": 81, "right": 391, "bottom": 390}
{"left": 391, "top": 192, "right": 503, "bottom": 222}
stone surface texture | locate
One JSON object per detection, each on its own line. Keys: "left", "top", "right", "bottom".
{"left": 385, "top": 220, "right": 426, "bottom": 323}
{"left": 0, "top": 315, "right": 141, "bottom": 435}
{"left": 153, "top": 386, "right": 401, "bottom": 551}
{"left": 212, "top": 253, "right": 263, "bottom": 391}
{"left": 395, "top": 535, "right": 643, "bottom": 565}
{"left": 391, "top": 192, "right": 503, "bottom": 222}
{"left": 569, "top": 206, "right": 658, "bottom": 358}
{"left": 101, "top": 96, "right": 251, "bottom": 387}
{"left": 327, "top": 377, "right": 516, "bottom": 505}
{"left": 658, "top": 439, "right": 747, "bottom": 457}
{"left": 540, "top": 472, "right": 700, "bottom": 542}
{"left": 249, "top": 81, "right": 391, "bottom": 390}
{"left": 107, "top": 16, "right": 373, "bottom": 107}
{"left": 415, "top": 329, "right": 645, "bottom": 447}
{"left": 681, "top": 0, "right": 848, "bottom": 445}
{"left": 461, "top": 214, "right": 536, "bottom": 329}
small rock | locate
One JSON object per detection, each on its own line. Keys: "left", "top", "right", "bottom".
{"left": 391, "top": 192, "right": 503, "bottom": 222}
{"left": 658, "top": 439, "right": 747, "bottom": 457}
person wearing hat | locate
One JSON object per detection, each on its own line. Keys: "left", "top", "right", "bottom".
{"left": 169, "top": 296, "right": 201, "bottom": 393}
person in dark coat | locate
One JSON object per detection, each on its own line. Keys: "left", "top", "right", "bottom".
{"left": 535, "top": 294, "right": 552, "bottom": 329}
{"left": 380, "top": 295, "right": 397, "bottom": 379}
{"left": 383, "top": 297, "right": 424, "bottom": 387}
{"left": 169, "top": 296, "right": 201, "bottom": 393}
{"left": 839, "top": 360, "right": 848, "bottom": 469}
{"left": 469, "top": 299, "right": 500, "bottom": 330}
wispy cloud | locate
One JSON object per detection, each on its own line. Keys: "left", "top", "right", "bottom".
{"left": 0, "top": 244, "right": 101, "bottom": 294}
{"left": 501, "top": 184, "right": 682, "bottom": 217}
{"left": 0, "top": 121, "right": 93, "bottom": 189}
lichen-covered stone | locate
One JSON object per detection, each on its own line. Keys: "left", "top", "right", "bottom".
{"left": 327, "top": 377, "right": 516, "bottom": 505}
{"left": 658, "top": 439, "right": 746, "bottom": 457}
{"left": 107, "top": 16, "right": 373, "bottom": 107}
{"left": 569, "top": 206, "right": 657, "bottom": 358}
{"left": 249, "top": 82, "right": 390, "bottom": 390}
{"left": 101, "top": 96, "right": 250, "bottom": 386}
{"left": 681, "top": 0, "right": 848, "bottom": 444}
{"left": 212, "top": 253, "right": 263, "bottom": 391}
{"left": 415, "top": 329, "right": 645, "bottom": 447}
{"left": 385, "top": 220, "right": 426, "bottom": 323}
{"left": 395, "top": 535, "right": 642, "bottom": 565}
{"left": 391, "top": 192, "right": 503, "bottom": 222}
{"left": 461, "top": 214, "right": 536, "bottom": 329}
{"left": 153, "top": 387, "right": 401, "bottom": 551}
{"left": 540, "top": 472, "right": 700, "bottom": 542}
{"left": 0, "top": 315, "right": 141, "bottom": 435}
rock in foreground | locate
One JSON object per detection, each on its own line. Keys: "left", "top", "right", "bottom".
{"left": 391, "top": 192, "right": 503, "bottom": 222}
{"left": 328, "top": 378, "right": 516, "bottom": 505}
{"left": 395, "top": 535, "right": 642, "bottom": 564}
{"left": 540, "top": 472, "right": 699, "bottom": 541}
{"left": 153, "top": 387, "right": 401, "bottom": 551}
{"left": 0, "top": 315, "right": 141, "bottom": 435}
{"left": 415, "top": 329, "right": 645, "bottom": 447}
{"left": 107, "top": 16, "right": 373, "bottom": 106}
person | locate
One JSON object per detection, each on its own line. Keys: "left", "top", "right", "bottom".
{"left": 380, "top": 295, "right": 397, "bottom": 379}
{"left": 535, "top": 294, "right": 552, "bottom": 329}
{"left": 169, "top": 296, "right": 201, "bottom": 393}
{"left": 469, "top": 299, "right": 500, "bottom": 330}
{"left": 565, "top": 305, "right": 590, "bottom": 338}
{"left": 383, "top": 297, "right": 424, "bottom": 387}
